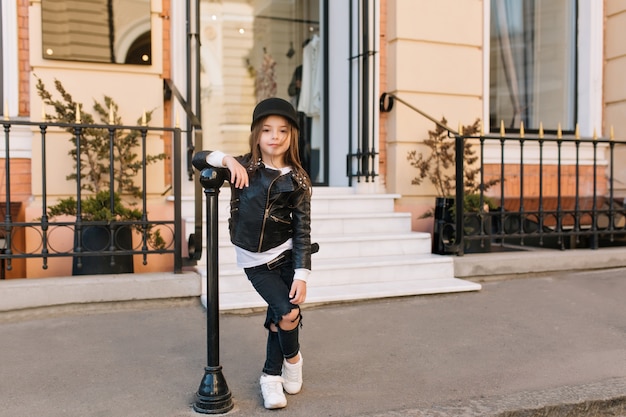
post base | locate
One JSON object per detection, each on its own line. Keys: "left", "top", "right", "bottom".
{"left": 193, "top": 366, "right": 234, "bottom": 414}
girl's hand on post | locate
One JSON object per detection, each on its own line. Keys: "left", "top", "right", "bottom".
{"left": 289, "top": 280, "right": 307, "bottom": 305}
{"left": 223, "top": 156, "right": 249, "bottom": 189}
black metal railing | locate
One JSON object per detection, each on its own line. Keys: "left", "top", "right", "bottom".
{"left": 0, "top": 119, "right": 183, "bottom": 277}
{"left": 380, "top": 92, "right": 626, "bottom": 255}
{"left": 346, "top": 0, "right": 379, "bottom": 185}
{"left": 457, "top": 130, "right": 626, "bottom": 254}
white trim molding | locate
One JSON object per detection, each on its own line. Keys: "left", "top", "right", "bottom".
{"left": 577, "top": 0, "right": 604, "bottom": 137}
{"left": 0, "top": 125, "right": 33, "bottom": 159}
{"left": 2, "top": 0, "right": 19, "bottom": 118}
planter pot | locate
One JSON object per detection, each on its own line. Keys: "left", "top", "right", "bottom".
{"left": 432, "top": 197, "right": 455, "bottom": 254}
{"left": 432, "top": 197, "right": 493, "bottom": 254}
{"left": 72, "top": 225, "right": 134, "bottom": 275}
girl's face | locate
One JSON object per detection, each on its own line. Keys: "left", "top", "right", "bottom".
{"left": 258, "top": 115, "right": 291, "bottom": 167}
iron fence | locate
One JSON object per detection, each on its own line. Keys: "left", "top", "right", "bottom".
{"left": 380, "top": 92, "right": 626, "bottom": 255}
{"left": 453, "top": 130, "right": 626, "bottom": 254}
{"left": 0, "top": 119, "right": 183, "bottom": 277}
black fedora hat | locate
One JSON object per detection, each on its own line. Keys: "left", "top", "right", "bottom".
{"left": 251, "top": 97, "right": 299, "bottom": 130}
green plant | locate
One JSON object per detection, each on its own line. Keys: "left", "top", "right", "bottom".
{"left": 36, "top": 76, "right": 165, "bottom": 196}
{"left": 461, "top": 192, "right": 497, "bottom": 213}
{"left": 46, "top": 190, "right": 142, "bottom": 221}
{"left": 407, "top": 117, "right": 499, "bottom": 217}
{"left": 35, "top": 77, "right": 166, "bottom": 249}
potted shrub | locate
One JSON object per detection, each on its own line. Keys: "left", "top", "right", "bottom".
{"left": 407, "top": 117, "right": 499, "bottom": 254}
{"left": 36, "top": 77, "right": 165, "bottom": 274}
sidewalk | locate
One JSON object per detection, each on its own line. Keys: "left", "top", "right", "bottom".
{"left": 0, "top": 268, "right": 625, "bottom": 417}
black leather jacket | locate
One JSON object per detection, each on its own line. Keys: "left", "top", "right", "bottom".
{"left": 193, "top": 151, "right": 312, "bottom": 270}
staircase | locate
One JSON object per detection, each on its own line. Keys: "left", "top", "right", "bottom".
{"left": 188, "top": 187, "right": 480, "bottom": 310}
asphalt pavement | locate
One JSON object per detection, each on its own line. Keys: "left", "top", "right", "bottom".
{"left": 0, "top": 268, "right": 625, "bottom": 417}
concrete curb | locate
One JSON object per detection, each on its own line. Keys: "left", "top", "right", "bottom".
{"left": 0, "top": 271, "right": 201, "bottom": 312}
{"left": 366, "top": 377, "right": 626, "bottom": 417}
{"left": 3, "top": 247, "right": 626, "bottom": 315}
{"left": 453, "top": 246, "right": 626, "bottom": 280}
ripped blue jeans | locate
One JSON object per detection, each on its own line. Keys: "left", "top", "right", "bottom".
{"left": 244, "top": 252, "right": 302, "bottom": 376}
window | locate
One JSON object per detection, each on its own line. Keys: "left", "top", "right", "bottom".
{"left": 41, "top": 0, "right": 152, "bottom": 65}
{"left": 252, "top": 1, "right": 323, "bottom": 182}
{"left": 199, "top": 0, "right": 324, "bottom": 183}
{"left": 489, "top": 0, "right": 577, "bottom": 132}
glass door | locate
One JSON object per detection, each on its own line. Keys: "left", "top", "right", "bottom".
{"left": 199, "top": 0, "right": 324, "bottom": 184}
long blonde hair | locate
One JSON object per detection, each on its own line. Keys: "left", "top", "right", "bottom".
{"left": 248, "top": 116, "right": 312, "bottom": 187}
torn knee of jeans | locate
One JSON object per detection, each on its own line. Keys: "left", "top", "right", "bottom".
{"left": 283, "top": 307, "right": 302, "bottom": 328}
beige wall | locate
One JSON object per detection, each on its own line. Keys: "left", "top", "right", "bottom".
{"left": 604, "top": 1, "right": 626, "bottom": 197}
{"left": 385, "top": 0, "right": 484, "bottom": 231}
{"left": 386, "top": 1, "right": 624, "bottom": 232}
{"left": 28, "top": 0, "right": 167, "bottom": 199}
{"left": 18, "top": 1, "right": 172, "bottom": 277}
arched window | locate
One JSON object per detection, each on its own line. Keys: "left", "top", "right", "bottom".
{"left": 124, "top": 32, "right": 151, "bottom": 65}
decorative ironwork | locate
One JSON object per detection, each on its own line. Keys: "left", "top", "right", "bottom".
{"left": 380, "top": 92, "right": 626, "bottom": 255}
{"left": 468, "top": 130, "right": 626, "bottom": 253}
{"left": 0, "top": 119, "right": 183, "bottom": 276}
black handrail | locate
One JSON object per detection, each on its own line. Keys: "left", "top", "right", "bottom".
{"left": 379, "top": 93, "right": 459, "bottom": 135}
{"left": 163, "top": 78, "right": 204, "bottom": 262}
{"left": 380, "top": 92, "right": 466, "bottom": 253}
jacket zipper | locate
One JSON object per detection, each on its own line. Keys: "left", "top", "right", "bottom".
{"left": 257, "top": 174, "right": 281, "bottom": 252}
{"left": 270, "top": 215, "right": 290, "bottom": 224}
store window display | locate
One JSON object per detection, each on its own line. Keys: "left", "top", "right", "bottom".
{"left": 287, "top": 37, "right": 320, "bottom": 180}
{"left": 199, "top": 0, "right": 324, "bottom": 183}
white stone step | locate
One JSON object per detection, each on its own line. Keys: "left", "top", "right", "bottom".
{"left": 313, "top": 212, "right": 413, "bottom": 235}
{"left": 196, "top": 254, "right": 480, "bottom": 311}
{"left": 182, "top": 188, "right": 403, "bottom": 219}
{"left": 213, "top": 278, "right": 480, "bottom": 310}
{"left": 186, "top": 210, "right": 416, "bottom": 242}
{"left": 309, "top": 232, "right": 433, "bottom": 258}
{"left": 215, "top": 254, "right": 455, "bottom": 291}
{"left": 310, "top": 193, "right": 400, "bottom": 214}
{"left": 183, "top": 186, "right": 482, "bottom": 312}
{"left": 197, "top": 254, "right": 479, "bottom": 310}
{"left": 211, "top": 232, "right": 432, "bottom": 264}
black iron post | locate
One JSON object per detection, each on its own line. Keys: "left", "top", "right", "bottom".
{"left": 193, "top": 166, "right": 234, "bottom": 414}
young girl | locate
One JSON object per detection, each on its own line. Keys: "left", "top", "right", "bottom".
{"left": 194, "top": 97, "right": 312, "bottom": 410}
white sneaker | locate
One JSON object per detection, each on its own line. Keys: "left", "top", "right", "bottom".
{"left": 282, "top": 352, "right": 303, "bottom": 394}
{"left": 260, "top": 374, "right": 287, "bottom": 409}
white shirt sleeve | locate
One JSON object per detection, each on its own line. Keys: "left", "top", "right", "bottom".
{"left": 206, "top": 150, "right": 227, "bottom": 167}
{"left": 293, "top": 268, "right": 310, "bottom": 283}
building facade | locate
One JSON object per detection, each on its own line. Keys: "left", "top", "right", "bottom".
{"left": 1, "top": 0, "right": 625, "bottom": 277}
